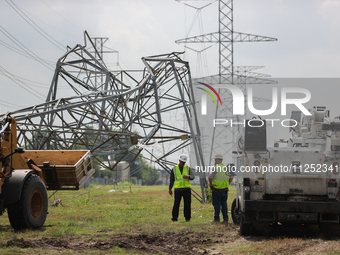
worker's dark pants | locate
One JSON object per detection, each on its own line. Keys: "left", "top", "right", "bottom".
{"left": 172, "top": 188, "right": 191, "bottom": 221}
{"left": 212, "top": 190, "right": 228, "bottom": 221}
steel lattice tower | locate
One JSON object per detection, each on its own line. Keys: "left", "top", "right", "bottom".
{"left": 2, "top": 31, "right": 207, "bottom": 202}
{"left": 176, "top": 0, "right": 277, "bottom": 164}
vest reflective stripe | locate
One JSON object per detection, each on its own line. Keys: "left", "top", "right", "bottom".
{"left": 174, "top": 164, "right": 191, "bottom": 189}
{"left": 212, "top": 163, "right": 229, "bottom": 189}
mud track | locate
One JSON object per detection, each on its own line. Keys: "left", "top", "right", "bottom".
{"left": 6, "top": 225, "right": 240, "bottom": 254}
{"left": 5, "top": 224, "right": 340, "bottom": 254}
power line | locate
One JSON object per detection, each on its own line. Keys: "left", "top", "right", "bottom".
{"left": 0, "top": 39, "right": 29, "bottom": 56}
{"left": 0, "top": 26, "right": 55, "bottom": 71}
{"left": 178, "top": 1, "right": 212, "bottom": 78}
{"left": 0, "top": 40, "right": 73, "bottom": 93}
{"left": 39, "top": 0, "right": 84, "bottom": 32}
{"left": 0, "top": 40, "right": 54, "bottom": 66}
{"left": 0, "top": 70, "right": 71, "bottom": 90}
{"left": 0, "top": 101, "right": 23, "bottom": 110}
{"left": 0, "top": 66, "right": 46, "bottom": 100}
{"left": 5, "top": 0, "right": 65, "bottom": 51}
{"left": 27, "top": 1, "right": 82, "bottom": 40}
{"left": 6, "top": 74, "right": 50, "bottom": 88}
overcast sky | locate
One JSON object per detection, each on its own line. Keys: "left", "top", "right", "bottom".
{"left": 1, "top": 0, "right": 340, "bottom": 114}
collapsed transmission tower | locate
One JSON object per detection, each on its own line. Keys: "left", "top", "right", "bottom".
{"left": 1, "top": 31, "right": 206, "bottom": 201}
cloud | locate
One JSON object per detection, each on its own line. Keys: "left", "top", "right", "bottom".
{"left": 323, "top": 0, "right": 340, "bottom": 7}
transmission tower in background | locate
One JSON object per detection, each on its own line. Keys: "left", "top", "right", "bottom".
{"left": 176, "top": 0, "right": 277, "bottom": 164}
{"left": 90, "top": 37, "right": 119, "bottom": 87}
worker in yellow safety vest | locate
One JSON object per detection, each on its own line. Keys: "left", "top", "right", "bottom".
{"left": 209, "top": 154, "right": 234, "bottom": 225}
{"left": 169, "top": 154, "right": 194, "bottom": 222}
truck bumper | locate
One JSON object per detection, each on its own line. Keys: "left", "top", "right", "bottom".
{"left": 245, "top": 200, "right": 340, "bottom": 223}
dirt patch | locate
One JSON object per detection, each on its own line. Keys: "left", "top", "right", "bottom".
{"left": 5, "top": 224, "right": 340, "bottom": 254}
{"left": 6, "top": 227, "right": 238, "bottom": 254}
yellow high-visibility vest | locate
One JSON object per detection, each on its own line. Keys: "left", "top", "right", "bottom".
{"left": 212, "top": 163, "right": 229, "bottom": 189}
{"left": 174, "top": 164, "right": 191, "bottom": 189}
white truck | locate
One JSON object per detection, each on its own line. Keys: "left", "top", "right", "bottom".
{"left": 231, "top": 106, "right": 340, "bottom": 235}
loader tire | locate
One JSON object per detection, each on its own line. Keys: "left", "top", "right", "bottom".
{"left": 231, "top": 198, "right": 240, "bottom": 225}
{"left": 7, "top": 174, "right": 48, "bottom": 230}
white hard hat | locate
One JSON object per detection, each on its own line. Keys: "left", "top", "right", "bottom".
{"left": 178, "top": 154, "right": 188, "bottom": 163}
{"left": 215, "top": 154, "right": 223, "bottom": 160}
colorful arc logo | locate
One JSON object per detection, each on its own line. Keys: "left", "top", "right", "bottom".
{"left": 196, "top": 82, "right": 222, "bottom": 115}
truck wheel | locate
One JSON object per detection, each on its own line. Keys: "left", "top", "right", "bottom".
{"left": 231, "top": 198, "right": 240, "bottom": 225}
{"left": 240, "top": 214, "right": 251, "bottom": 235}
{"left": 7, "top": 175, "right": 48, "bottom": 230}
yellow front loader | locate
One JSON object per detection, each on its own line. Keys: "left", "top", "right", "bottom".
{"left": 0, "top": 116, "right": 94, "bottom": 230}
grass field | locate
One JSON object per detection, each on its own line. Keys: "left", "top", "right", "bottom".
{"left": 1, "top": 184, "right": 340, "bottom": 254}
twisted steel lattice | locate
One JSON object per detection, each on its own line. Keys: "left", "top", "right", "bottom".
{"left": 1, "top": 32, "right": 205, "bottom": 180}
